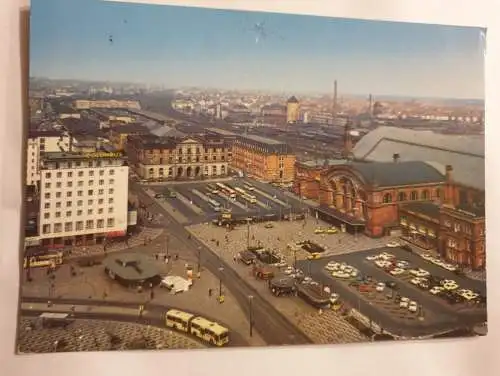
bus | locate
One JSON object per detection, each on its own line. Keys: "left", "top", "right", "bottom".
{"left": 164, "top": 309, "right": 230, "bottom": 347}
{"left": 207, "top": 198, "right": 222, "bottom": 212}
{"left": 24, "top": 251, "right": 63, "bottom": 269}
{"left": 241, "top": 193, "right": 257, "bottom": 204}
{"left": 165, "top": 309, "right": 195, "bottom": 333}
{"left": 206, "top": 184, "right": 219, "bottom": 194}
{"left": 190, "top": 316, "right": 229, "bottom": 347}
{"left": 38, "top": 312, "right": 73, "bottom": 328}
{"left": 216, "top": 183, "right": 236, "bottom": 200}
{"left": 234, "top": 187, "right": 247, "bottom": 196}
{"left": 243, "top": 183, "right": 255, "bottom": 192}
{"left": 164, "top": 188, "right": 177, "bottom": 198}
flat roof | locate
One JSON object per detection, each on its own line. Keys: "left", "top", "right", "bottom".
{"left": 241, "top": 134, "right": 284, "bottom": 145}
{"left": 42, "top": 151, "right": 124, "bottom": 161}
{"left": 102, "top": 253, "right": 160, "bottom": 281}
{"left": 400, "top": 202, "right": 441, "bottom": 219}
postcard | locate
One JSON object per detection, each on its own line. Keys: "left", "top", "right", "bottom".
{"left": 19, "top": 0, "right": 486, "bottom": 353}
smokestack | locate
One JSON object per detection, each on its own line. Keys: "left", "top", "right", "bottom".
{"left": 445, "top": 165, "right": 453, "bottom": 181}
{"left": 368, "top": 94, "right": 373, "bottom": 116}
{"left": 333, "top": 80, "right": 338, "bottom": 119}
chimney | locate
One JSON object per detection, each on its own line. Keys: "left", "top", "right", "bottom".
{"left": 445, "top": 165, "right": 453, "bottom": 181}
{"left": 392, "top": 153, "right": 400, "bottom": 163}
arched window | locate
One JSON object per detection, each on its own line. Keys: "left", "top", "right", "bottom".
{"left": 421, "top": 190, "right": 429, "bottom": 200}
{"left": 411, "top": 191, "right": 418, "bottom": 200}
{"left": 383, "top": 193, "right": 392, "bottom": 203}
{"left": 148, "top": 168, "right": 154, "bottom": 177}
{"left": 398, "top": 192, "right": 407, "bottom": 201}
{"left": 435, "top": 188, "right": 441, "bottom": 199}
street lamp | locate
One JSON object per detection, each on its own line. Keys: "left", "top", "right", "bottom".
{"left": 248, "top": 295, "right": 254, "bottom": 337}
{"left": 197, "top": 246, "right": 201, "bottom": 272}
{"left": 165, "top": 234, "right": 170, "bottom": 257}
{"left": 218, "top": 266, "right": 224, "bottom": 298}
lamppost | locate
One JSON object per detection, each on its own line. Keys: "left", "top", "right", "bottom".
{"left": 197, "top": 246, "right": 201, "bottom": 272}
{"left": 246, "top": 218, "right": 251, "bottom": 250}
{"left": 218, "top": 266, "right": 224, "bottom": 298}
{"left": 165, "top": 234, "right": 170, "bottom": 257}
{"left": 248, "top": 295, "right": 254, "bottom": 337}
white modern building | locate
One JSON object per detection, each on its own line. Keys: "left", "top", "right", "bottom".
{"left": 37, "top": 151, "right": 129, "bottom": 247}
{"left": 26, "top": 130, "right": 72, "bottom": 187}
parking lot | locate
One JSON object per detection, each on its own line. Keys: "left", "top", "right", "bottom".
{"left": 297, "top": 246, "right": 487, "bottom": 338}
{"left": 143, "top": 178, "right": 307, "bottom": 225}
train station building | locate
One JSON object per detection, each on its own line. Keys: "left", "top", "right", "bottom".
{"left": 306, "top": 126, "right": 485, "bottom": 270}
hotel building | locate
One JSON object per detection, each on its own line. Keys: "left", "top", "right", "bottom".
{"left": 37, "top": 151, "right": 129, "bottom": 247}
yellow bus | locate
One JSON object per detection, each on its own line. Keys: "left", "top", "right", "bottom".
{"left": 164, "top": 309, "right": 230, "bottom": 347}
{"left": 190, "top": 316, "right": 229, "bottom": 347}
{"left": 24, "top": 251, "right": 63, "bottom": 269}
{"left": 165, "top": 309, "right": 195, "bottom": 333}
{"left": 241, "top": 193, "right": 257, "bottom": 204}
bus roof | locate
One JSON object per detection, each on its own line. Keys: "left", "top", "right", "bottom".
{"left": 166, "top": 309, "right": 195, "bottom": 321}
{"left": 191, "top": 317, "right": 229, "bottom": 336}
{"left": 39, "top": 312, "right": 69, "bottom": 319}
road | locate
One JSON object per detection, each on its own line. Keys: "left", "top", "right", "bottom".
{"left": 130, "top": 182, "right": 312, "bottom": 345}
{"left": 296, "top": 247, "right": 487, "bottom": 337}
{"left": 20, "top": 297, "right": 248, "bottom": 347}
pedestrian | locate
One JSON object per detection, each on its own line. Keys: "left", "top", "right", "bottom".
{"left": 216, "top": 240, "right": 220, "bottom": 247}
{"left": 175, "top": 254, "right": 179, "bottom": 260}
{"left": 155, "top": 254, "right": 159, "bottom": 260}
{"left": 163, "top": 255, "right": 167, "bottom": 261}
{"left": 233, "top": 255, "right": 237, "bottom": 262}
{"left": 208, "top": 288, "right": 212, "bottom": 297}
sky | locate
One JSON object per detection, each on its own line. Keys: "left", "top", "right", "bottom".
{"left": 30, "top": 0, "right": 486, "bottom": 99}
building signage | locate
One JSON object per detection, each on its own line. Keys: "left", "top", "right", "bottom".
{"left": 106, "top": 230, "right": 127, "bottom": 238}
{"left": 84, "top": 152, "right": 122, "bottom": 159}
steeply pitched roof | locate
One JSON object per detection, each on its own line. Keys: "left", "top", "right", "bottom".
{"left": 351, "top": 161, "right": 445, "bottom": 188}
{"left": 352, "top": 126, "right": 484, "bottom": 190}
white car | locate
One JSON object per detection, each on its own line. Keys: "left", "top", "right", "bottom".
{"left": 421, "top": 253, "right": 434, "bottom": 261}
{"left": 410, "top": 277, "right": 426, "bottom": 286}
{"left": 410, "top": 268, "right": 430, "bottom": 278}
{"left": 303, "top": 276, "right": 312, "bottom": 283}
{"left": 441, "top": 279, "right": 459, "bottom": 291}
{"left": 332, "top": 271, "right": 350, "bottom": 279}
{"left": 330, "top": 293, "right": 340, "bottom": 304}
{"left": 400, "top": 297, "right": 410, "bottom": 308}
{"left": 339, "top": 263, "right": 348, "bottom": 271}
{"left": 324, "top": 262, "right": 339, "bottom": 272}
{"left": 408, "top": 301, "right": 418, "bottom": 313}
{"left": 376, "top": 282, "right": 386, "bottom": 292}
{"left": 442, "top": 263, "right": 457, "bottom": 272}
{"left": 375, "top": 260, "right": 392, "bottom": 268}
{"left": 396, "top": 260, "right": 410, "bottom": 269}
{"left": 390, "top": 268, "right": 405, "bottom": 276}
{"left": 429, "top": 286, "right": 444, "bottom": 295}
{"left": 284, "top": 267, "right": 294, "bottom": 275}
{"left": 379, "top": 252, "right": 395, "bottom": 261}
{"left": 366, "top": 254, "right": 380, "bottom": 261}
{"left": 386, "top": 241, "right": 400, "bottom": 248}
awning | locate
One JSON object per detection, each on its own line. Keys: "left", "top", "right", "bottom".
{"left": 316, "top": 205, "right": 365, "bottom": 226}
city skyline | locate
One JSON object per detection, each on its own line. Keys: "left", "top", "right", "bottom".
{"left": 31, "top": 0, "right": 485, "bottom": 99}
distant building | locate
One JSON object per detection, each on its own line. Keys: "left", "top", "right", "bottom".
{"left": 127, "top": 134, "right": 230, "bottom": 181}
{"left": 74, "top": 99, "right": 141, "bottom": 111}
{"left": 109, "top": 123, "right": 150, "bottom": 151}
{"left": 37, "top": 151, "right": 130, "bottom": 247}
{"left": 286, "top": 96, "right": 300, "bottom": 124}
{"left": 231, "top": 134, "right": 295, "bottom": 182}
{"left": 261, "top": 104, "right": 286, "bottom": 117}
{"left": 26, "top": 130, "right": 72, "bottom": 188}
